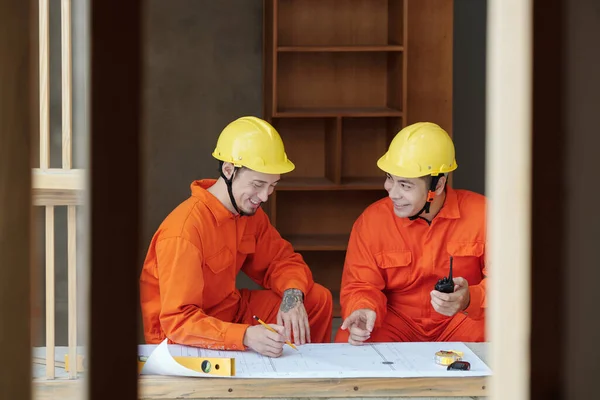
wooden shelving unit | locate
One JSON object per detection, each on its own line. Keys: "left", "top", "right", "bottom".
{"left": 263, "top": 0, "right": 453, "bottom": 317}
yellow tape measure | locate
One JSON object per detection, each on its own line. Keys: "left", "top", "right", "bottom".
{"left": 434, "top": 350, "right": 464, "bottom": 366}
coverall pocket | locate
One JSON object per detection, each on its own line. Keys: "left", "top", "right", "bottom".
{"left": 376, "top": 250, "right": 413, "bottom": 289}
{"left": 205, "top": 246, "right": 233, "bottom": 275}
{"left": 445, "top": 242, "right": 485, "bottom": 285}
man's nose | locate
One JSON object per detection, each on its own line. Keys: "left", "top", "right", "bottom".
{"left": 257, "top": 187, "right": 269, "bottom": 202}
{"left": 388, "top": 183, "right": 402, "bottom": 199}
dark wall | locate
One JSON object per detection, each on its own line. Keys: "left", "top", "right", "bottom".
{"left": 142, "top": 0, "right": 264, "bottom": 255}
{"left": 564, "top": 0, "right": 600, "bottom": 397}
{"left": 452, "top": 0, "right": 487, "bottom": 194}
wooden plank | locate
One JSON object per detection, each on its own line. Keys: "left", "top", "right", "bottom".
{"left": 138, "top": 376, "right": 488, "bottom": 398}
{"left": 402, "top": 0, "right": 408, "bottom": 127}
{"left": 277, "top": 52, "right": 401, "bottom": 111}
{"left": 263, "top": 0, "right": 274, "bottom": 119}
{"left": 88, "top": 0, "right": 142, "bottom": 398}
{"left": 276, "top": 0, "right": 390, "bottom": 47}
{"left": 32, "top": 357, "right": 66, "bottom": 369}
{"left": 272, "top": 0, "right": 278, "bottom": 116}
{"left": 278, "top": 45, "right": 404, "bottom": 52}
{"left": 67, "top": 205, "right": 77, "bottom": 379}
{"left": 487, "top": 0, "right": 532, "bottom": 399}
{"left": 61, "top": 0, "right": 72, "bottom": 169}
{"left": 276, "top": 191, "right": 384, "bottom": 238}
{"left": 277, "top": 177, "right": 385, "bottom": 191}
{"left": 33, "top": 189, "right": 84, "bottom": 206}
{"left": 326, "top": 116, "right": 342, "bottom": 184}
{"left": 531, "top": 0, "right": 566, "bottom": 396}
{"left": 0, "top": 1, "right": 33, "bottom": 397}
{"left": 406, "top": 0, "right": 453, "bottom": 135}
{"left": 45, "top": 206, "right": 55, "bottom": 379}
{"left": 39, "top": 0, "right": 50, "bottom": 169}
{"left": 32, "top": 376, "right": 488, "bottom": 399}
{"left": 275, "top": 107, "right": 403, "bottom": 118}
{"left": 32, "top": 168, "right": 85, "bottom": 190}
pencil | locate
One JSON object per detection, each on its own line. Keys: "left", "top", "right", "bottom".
{"left": 253, "top": 315, "right": 298, "bottom": 350}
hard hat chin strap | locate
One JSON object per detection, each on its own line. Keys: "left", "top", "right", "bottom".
{"left": 408, "top": 175, "right": 442, "bottom": 221}
{"left": 219, "top": 161, "right": 246, "bottom": 216}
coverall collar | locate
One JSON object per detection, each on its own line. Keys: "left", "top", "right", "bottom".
{"left": 401, "top": 187, "right": 461, "bottom": 227}
{"left": 191, "top": 179, "right": 235, "bottom": 226}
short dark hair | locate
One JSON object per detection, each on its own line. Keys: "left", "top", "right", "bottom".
{"left": 420, "top": 175, "right": 433, "bottom": 187}
{"left": 218, "top": 161, "right": 248, "bottom": 175}
{"left": 421, "top": 174, "right": 447, "bottom": 190}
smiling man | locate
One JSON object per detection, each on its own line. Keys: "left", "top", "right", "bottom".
{"left": 335, "top": 122, "right": 487, "bottom": 345}
{"left": 140, "top": 116, "right": 332, "bottom": 357}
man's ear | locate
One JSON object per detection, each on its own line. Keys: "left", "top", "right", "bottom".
{"left": 221, "top": 162, "right": 235, "bottom": 179}
{"left": 435, "top": 175, "right": 447, "bottom": 195}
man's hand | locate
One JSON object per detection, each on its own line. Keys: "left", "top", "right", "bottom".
{"left": 340, "top": 308, "right": 376, "bottom": 346}
{"left": 430, "top": 276, "right": 471, "bottom": 316}
{"left": 243, "top": 324, "right": 286, "bottom": 357}
{"left": 277, "top": 288, "right": 310, "bottom": 345}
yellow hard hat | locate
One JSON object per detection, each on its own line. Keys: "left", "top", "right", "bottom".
{"left": 212, "top": 116, "right": 295, "bottom": 174}
{"left": 377, "top": 122, "right": 457, "bottom": 178}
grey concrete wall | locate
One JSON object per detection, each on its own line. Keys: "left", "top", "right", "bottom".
{"left": 141, "top": 0, "right": 264, "bottom": 257}
{"left": 452, "top": 0, "right": 487, "bottom": 194}
{"left": 141, "top": 0, "right": 265, "bottom": 307}
{"left": 565, "top": 0, "right": 600, "bottom": 396}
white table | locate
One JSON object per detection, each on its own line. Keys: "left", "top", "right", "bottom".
{"left": 32, "top": 343, "right": 489, "bottom": 399}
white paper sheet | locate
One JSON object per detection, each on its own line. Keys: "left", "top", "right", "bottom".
{"left": 139, "top": 339, "right": 492, "bottom": 379}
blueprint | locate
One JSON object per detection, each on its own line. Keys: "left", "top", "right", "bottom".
{"left": 138, "top": 339, "right": 492, "bottom": 379}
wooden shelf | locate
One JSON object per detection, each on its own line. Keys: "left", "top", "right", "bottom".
{"left": 340, "top": 177, "right": 387, "bottom": 189}
{"left": 277, "top": 0, "right": 404, "bottom": 48}
{"left": 277, "top": 177, "right": 386, "bottom": 191}
{"left": 276, "top": 191, "right": 386, "bottom": 244}
{"left": 284, "top": 234, "right": 349, "bottom": 251}
{"left": 277, "top": 177, "right": 334, "bottom": 190}
{"left": 274, "top": 107, "right": 403, "bottom": 118}
{"left": 265, "top": 0, "right": 454, "bottom": 326}
{"left": 276, "top": 52, "right": 403, "bottom": 113}
{"left": 277, "top": 45, "right": 404, "bottom": 52}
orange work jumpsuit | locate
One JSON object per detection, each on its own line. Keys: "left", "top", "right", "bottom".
{"left": 140, "top": 179, "right": 333, "bottom": 350}
{"left": 335, "top": 187, "right": 486, "bottom": 343}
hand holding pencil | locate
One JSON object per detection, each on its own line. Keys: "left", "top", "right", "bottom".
{"left": 253, "top": 315, "right": 298, "bottom": 350}
{"left": 241, "top": 316, "right": 291, "bottom": 358}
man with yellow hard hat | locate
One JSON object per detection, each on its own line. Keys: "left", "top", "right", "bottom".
{"left": 335, "top": 122, "right": 486, "bottom": 344}
{"left": 140, "top": 116, "right": 332, "bottom": 357}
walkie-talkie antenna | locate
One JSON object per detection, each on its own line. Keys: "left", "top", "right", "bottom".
{"left": 434, "top": 256, "right": 455, "bottom": 293}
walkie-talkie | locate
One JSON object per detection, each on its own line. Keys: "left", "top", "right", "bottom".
{"left": 435, "top": 256, "right": 455, "bottom": 293}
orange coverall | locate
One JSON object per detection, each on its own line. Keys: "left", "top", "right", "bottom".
{"left": 335, "top": 187, "right": 486, "bottom": 343}
{"left": 140, "top": 179, "right": 333, "bottom": 350}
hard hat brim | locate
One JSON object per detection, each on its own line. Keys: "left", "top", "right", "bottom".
{"left": 377, "top": 155, "right": 457, "bottom": 178}
{"left": 213, "top": 152, "right": 295, "bottom": 175}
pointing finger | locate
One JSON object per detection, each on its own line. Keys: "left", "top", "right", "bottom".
{"left": 341, "top": 314, "right": 357, "bottom": 330}
{"left": 366, "top": 312, "right": 376, "bottom": 332}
